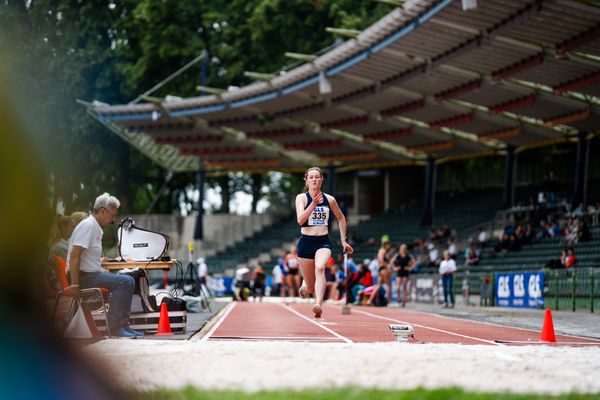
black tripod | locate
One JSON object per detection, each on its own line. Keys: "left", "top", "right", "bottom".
{"left": 183, "top": 245, "right": 212, "bottom": 311}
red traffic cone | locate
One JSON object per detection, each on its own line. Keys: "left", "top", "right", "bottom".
{"left": 155, "top": 302, "right": 173, "bottom": 336}
{"left": 540, "top": 308, "right": 556, "bottom": 342}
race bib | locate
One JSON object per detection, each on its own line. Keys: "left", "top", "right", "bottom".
{"left": 308, "top": 206, "right": 329, "bottom": 226}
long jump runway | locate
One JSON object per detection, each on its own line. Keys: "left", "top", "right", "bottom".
{"left": 198, "top": 301, "right": 600, "bottom": 346}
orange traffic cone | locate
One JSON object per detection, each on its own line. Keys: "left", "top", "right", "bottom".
{"left": 540, "top": 308, "right": 556, "bottom": 342}
{"left": 155, "top": 302, "right": 173, "bottom": 336}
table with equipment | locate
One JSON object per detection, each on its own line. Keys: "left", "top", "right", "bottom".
{"left": 94, "top": 259, "right": 187, "bottom": 334}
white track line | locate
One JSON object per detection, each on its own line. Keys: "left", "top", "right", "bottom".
{"left": 350, "top": 307, "right": 504, "bottom": 346}
{"left": 279, "top": 303, "right": 354, "bottom": 343}
{"left": 199, "top": 301, "right": 237, "bottom": 342}
{"left": 404, "top": 308, "right": 600, "bottom": 341}
{"left": 210, "top": 335, "right": 342, "bottom": 342}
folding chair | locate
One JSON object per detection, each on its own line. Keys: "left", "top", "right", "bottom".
{"left": 50, "top": 256, "right": 112, "bottom": 338}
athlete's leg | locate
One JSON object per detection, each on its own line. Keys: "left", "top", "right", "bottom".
{"left": 384, "top": 270, "right": 392, "bottom": 302}
{"left": 287, "top": 274, "right": 297, "bottom": 297}
{"left": 313, "top": 248, "right": 332, "bottom": 308}
{"left": 401, "top": 277, "right": 408, "bottom": 305}
{"left": 293, "top": 274, "right": 302, "bottom": 296}
{"left": 395, "top": 276, "right": 401, "bottom": 303}
{"left": 299, "top": 258, "right": 316, "bottom": 294}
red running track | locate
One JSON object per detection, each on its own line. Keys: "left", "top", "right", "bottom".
{"left": 198, "top": 302, "right": 600, "bottom": 346}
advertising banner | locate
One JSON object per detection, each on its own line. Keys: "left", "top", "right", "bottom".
{"left": 208, "top": 276, "right": 233, "bottom": 296}
{"left": 495, "top": 271, "right": 544, "bottom": 308}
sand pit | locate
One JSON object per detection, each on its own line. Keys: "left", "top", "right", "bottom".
{"left": 86, "top": 339, "right": 600, "bottom": 394}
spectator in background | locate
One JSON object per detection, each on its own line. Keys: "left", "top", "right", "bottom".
{"left": 447, "top": 238, "right": 457, "bottom": 259}
{"left": 70, "top": 211, "right": 89, "bottom": 227}
{"left": 477, "top": 227, "right": 487, "bottom": 247}
{"left": 428, "top": 243, "right": 440, "bottom": 268}
{"left": 545, "top": 170, "right": 559, "bottom": 208}
{"left": 368, "top": 258, "right": 380, "bottom": 285}
{"left": 480, "top": 274, "right": 493, "bottom": 307}
{"left": 495, "top": 234, "right": 510, "bottom": 254}
{"left": 390, "top": 244, "right": 415, "bottom": 307}
{"left": 376, "top": 238, "right": 393, "bottom": 304}
{"left": 47, "top": 214, "right": 76, "bottom": 293}
{"left": 577, "top": 220, "right": 591, "bottom": 243}
{"left": 522, "top": 223, "right": 535, "bottom": 245}
{"left": 565, "top": 218, "right": 578, "bottom": 245}
{"left": 271, "top": 259, "right": 283, "bottom": 297}
{"left": 326, "top": 264, "right": 339, "bottom": 301}
{"left": 439, "top": 250, "right": 456, "bottom": 308}
{"left": 508, "top": 234, "right": 521, "bottom": 252}
{"left": 547, "top": 220, "right": 561, "bottom": 239}
{"left": 365, "top": 263, "right": 390, "bottom": 307}
{"left": 564, "top": 247, "right": 576, "bottom": 271}
{"left": 377, "top": 236, "right": 391, "bottom": 272}
{"left": 196, "top": 256, "right": 210, "bottom": 296}
{"left": 546, "top": 248, "right": 566, "bottom": 270}
{"left": 428, "top": 229, "right": 438, "bottom": 243}
{"left": 283, "top": 245, "right": 301, "bottom": 297}
{"left": 572, "top": 202, "right": 585, "bottom": 217}
{"left": 278, "top": 256, "right": 289, "bottom": 297}
{"left": 465, "top": 242, "right": 480, "bottom": 266}
{"left": 537, "top": 220, "right": 550, "bottom": 240}
{"left": 335, "top": 264, "right": 346, "bottom": 301}
{"left": 591, "top": 202, "right": 600, "bottom": 226}
{"left": 252, "top": 265, "right": 266, "bottom": 302}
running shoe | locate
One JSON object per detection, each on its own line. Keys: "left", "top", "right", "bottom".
{"left": 299, "top": 284, "right": 309, "bottom": 299}
{"left": 312, "top": 304, "right": 322, "bottom": 318}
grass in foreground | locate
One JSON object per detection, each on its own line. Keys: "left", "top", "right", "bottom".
{"left": 134, "top": 387, "right": 600, "bottom": 400}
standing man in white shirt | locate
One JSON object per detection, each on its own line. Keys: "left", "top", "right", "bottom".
{"left": 439, "top": 250, "right": 457, "bottom": 308}
{"left": 67, "top": 193, "right": 142, "bottom": 338}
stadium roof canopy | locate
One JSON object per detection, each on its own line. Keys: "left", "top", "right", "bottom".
{"left": 87, "top": 0, "right": 600, "bottom": 174}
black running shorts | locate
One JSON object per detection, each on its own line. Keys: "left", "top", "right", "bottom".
{"left": 297, "top": 234, "right": 332, "bottom": 259}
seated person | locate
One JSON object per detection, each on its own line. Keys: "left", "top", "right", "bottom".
{"left": 67, "top": 193, "right": 142, "bottom": 338}
{"left": 361, "top": 264, "right": 390, "bottom": 307}
{"left": 563, "top": 247, "right": 576, "bottom": 271}
{"left": 427, "top": 243, "right": 440, "bottom": 267}
{"left": 477, "top": 227, "right": 487, "bottom": 247}
{"left": 465, "top": 242, "right": 480, "bottom": 266}
{"left": 348, "top": 263, "right": 373, "bottom": 304}
{"left": 577, "top": 220, "right": 591, "bottom": 243}
{"left": 325, "top": 264, "right": 338, "bottom": 300}
{"left": 494, "top": 234, "right": 510, "bottom": 253}
{"left": 252, "top": 266, "right": 266, "bottom": 302}
{"left": 546, "top": 248, "right": 566, "bottom": 270}
{"left": 46, "top": 214, "right": 76, "bottom": 296}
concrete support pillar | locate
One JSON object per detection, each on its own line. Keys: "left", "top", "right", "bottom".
{"left": 193, "top": 167, "right": 205, "bottom": 240}
{"left": 422, "top": 157, "right": 436, "bottom": 226}
{"left": 502, "top": 146, "right": 516, "bottom": 209}
{"left": 251, "top": 173, "right": 262, "bottom": 213}
{"left": 573, "top": 133, "right": 589, "bottom": 207}
{"left": 384, "top": 169, "right": 390, "bottom": 212}
{"left": 352, "top": 173, "right": 360, "bottom": 215}
{"left": 219, "top": 174, "right": 230, "bottom": 213}
{"left": 326, "top": 164, "right": 335, "bottom": 195}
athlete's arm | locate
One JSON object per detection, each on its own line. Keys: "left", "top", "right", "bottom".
{"left": 328, "top": 195, "right": 353, "bottom": 254}
{"left": 295, "top": 193, "right": 321, "bottom": 226}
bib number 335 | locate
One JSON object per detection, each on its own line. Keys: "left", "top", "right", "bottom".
{"left": 309, "top": 206, "right": 329, "bottom": 226}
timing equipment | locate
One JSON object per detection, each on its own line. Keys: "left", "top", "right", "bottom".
{"left": 117, "top": 217, "right": 169, "bottom": 261}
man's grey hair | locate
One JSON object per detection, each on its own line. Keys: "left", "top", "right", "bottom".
{"left": 93, "top": 192, "right": 121, "bottom": 213}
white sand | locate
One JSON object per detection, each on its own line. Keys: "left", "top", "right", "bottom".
{"left": 86, "top": 339, "right": 600, "bottom": 394}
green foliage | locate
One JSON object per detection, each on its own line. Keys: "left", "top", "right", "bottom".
{"left": 132, "top": 387, "right": 600, "bottom": 400}
{"left": 0, "top": 0, "right": 396, "bottom": 214}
